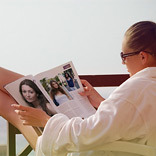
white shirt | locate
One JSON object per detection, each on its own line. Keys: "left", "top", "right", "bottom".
{"left": 36, "top": 67, "right": 156, "bottom": 156}
{"left": 55, "top": 94, "right": 70, "bottom": 105}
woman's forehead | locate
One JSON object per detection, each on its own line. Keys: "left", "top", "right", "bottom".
{"left": 122, "top": 37, "right": 132, "bottom": 53}
{"left": 22, "top": 85, "right": 33, "bottom": 90}
{"left": 122, "top": 38, "right": 128, "bottom": 51}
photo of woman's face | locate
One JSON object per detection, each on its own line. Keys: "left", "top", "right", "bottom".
{"left": 52, "top": 82, "right": 59, "bottom": 89}
{"left": 21, "top": 85, "right": 37, "bottom": 103}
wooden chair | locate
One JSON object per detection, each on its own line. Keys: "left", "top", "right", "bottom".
{"left": 6, "top": 74, "right": 156, "bottom": 156}
{"left": 68, "top": 140, "right": 156, "bottom": 156}
{"left": 6, "top": 74, "right": 127, "bottom": 155}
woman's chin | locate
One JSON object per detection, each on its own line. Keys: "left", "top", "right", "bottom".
{"left": 127, "top": 70, "right": 132, "bottom": 77}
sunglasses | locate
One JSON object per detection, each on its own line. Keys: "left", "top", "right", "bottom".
{"left": 120, "top": 51, "right": 155, "bottom": 63}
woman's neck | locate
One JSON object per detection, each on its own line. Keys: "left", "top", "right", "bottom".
{"left": 32, "top": 100, "right": 40, "bottom": 108}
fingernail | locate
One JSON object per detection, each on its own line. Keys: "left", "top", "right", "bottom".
{"left": 15, "top": 110, "right": 19, "bottom": 114}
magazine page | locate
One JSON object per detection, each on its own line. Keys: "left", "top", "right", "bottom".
{"left": 4, "top": 75, "right": 56, "bottom": 117}
{"left": 34, "top": 61, "right": 96, "bottom": 118}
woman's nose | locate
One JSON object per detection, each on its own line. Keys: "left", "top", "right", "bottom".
{"left": 26, "top": 92, "right": 30, "bottom": 97}
{"left": 122, "top": 60, "right": 125, "bottom": 65}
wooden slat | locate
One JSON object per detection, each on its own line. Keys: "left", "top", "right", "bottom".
{"left": 7, "top": 122, "right": 16, "bottom": 156}
{"left": 17, "top": 144, "right": 32, "bottom": 156}
{"left": 7, "top": 122, "right": 33, "bottom": 156}
{"left": 79, "top": 74, "right": 129, "bottom": 87}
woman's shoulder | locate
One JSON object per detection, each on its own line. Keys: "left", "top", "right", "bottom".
{"left": 109, "top": 76, "right": 149, "bottom": 100}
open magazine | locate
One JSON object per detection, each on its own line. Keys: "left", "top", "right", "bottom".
{"left": 4, "top": 61, "right": 96, "bottom": 119}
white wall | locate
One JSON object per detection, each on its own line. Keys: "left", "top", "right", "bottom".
{"left": 0, "top": 0, "right": 156, "bottom": 75}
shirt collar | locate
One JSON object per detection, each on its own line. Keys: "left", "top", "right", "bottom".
{"left": 131, "top": 67, "right": 156, "bottom": 79}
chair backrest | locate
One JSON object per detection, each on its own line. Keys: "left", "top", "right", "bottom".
{"left": 79, "top": 74, "right": 129, "bottom": 87}
{"left": 68, "top": 141, "right": 156, "bottom": 156}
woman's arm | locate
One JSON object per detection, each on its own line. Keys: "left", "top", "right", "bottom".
{"left": 0, "top": 67, "right": 23, "bottom": 93}
{"left": 0, "top": 67, "right": 38, "bottom": 149}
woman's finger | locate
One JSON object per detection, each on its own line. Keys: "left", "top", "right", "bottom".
{"left": 81, "top": 80, "right": 93, "bottom": 91}
{"left": 20, "top": 116, "right": 26, "bottom": 120}
{"left": 22, "top": 120, "right": 30, "bottom": 125}
{"left": 80, "top": 79, "right": 92, "bottom": 88}
{"left": 14, "top": 109, "right": 27, "bottom": 117}
{"left": 12, "top": 104, "right": 31, "bottom": 111}
{"left": 79, "top": 90, "right": 91, "bottom": 96}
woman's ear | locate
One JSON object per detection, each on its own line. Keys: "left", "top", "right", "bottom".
{"left": 140, "top": 51, "right": 148, "bottom": 64}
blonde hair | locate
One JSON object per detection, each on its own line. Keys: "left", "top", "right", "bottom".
{"left": 125, "top": 21, "right": 156, "bottom": 54}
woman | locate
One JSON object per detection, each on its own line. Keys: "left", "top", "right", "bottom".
{"left": 49, "top": 80, "right": 72, "bottom": 106}
{"left": 64, "top": 73, "right": 76, "bottom": 91}
{"left": 19, "top": 79, "right": 53, "bottom": 116}
{"left": 1, "top": 21, "right": 156, "bottom": 156}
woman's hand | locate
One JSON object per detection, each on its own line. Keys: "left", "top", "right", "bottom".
{"left": 79, "top": 80, "right": 105, "bottom": 108}
{"left": 12, "top": 104, "right": 51, "bottom": 127}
